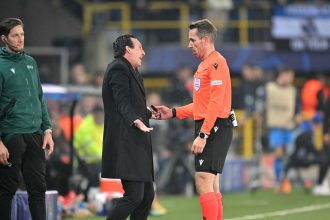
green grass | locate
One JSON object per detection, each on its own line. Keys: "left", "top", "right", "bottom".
{"left": 224, "top": 189, "right": 330, "bottom": 220}
{"left": 66, "top": 188, "right": 330, "bottom": 220}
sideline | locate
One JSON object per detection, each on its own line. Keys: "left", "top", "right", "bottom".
{"left": 224, "top": 203, "right": 330, "bottom": 220}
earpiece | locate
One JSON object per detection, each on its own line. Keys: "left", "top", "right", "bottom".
{"left": 0, "top": 36, "right": 6, "bottom": 44}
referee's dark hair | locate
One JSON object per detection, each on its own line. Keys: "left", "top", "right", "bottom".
{"left": 189, "top": 19, "right": 217, "bottom": 43}
{"left": 0, "top": 18, "right": 23, "bottom": 37}
{"left": 113, "top": 34, "right": 136, "bottom": 58}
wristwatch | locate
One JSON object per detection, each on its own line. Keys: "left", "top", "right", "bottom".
{"left": 198, "top": 132, "right": 209, "bottom": 139}
{"left": 171, "top": 108, "right": 176, "bottom": 118}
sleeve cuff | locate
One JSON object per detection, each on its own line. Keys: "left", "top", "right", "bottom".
{"left": 130, "top": 117, "right": 143, "bottom": 127}
{"left": 44, "top": 129, "right": 52, "bottom": 134}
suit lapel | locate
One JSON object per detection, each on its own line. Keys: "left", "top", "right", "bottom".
{"left": 121, "top": 58, "right": 146, "bottom": 96}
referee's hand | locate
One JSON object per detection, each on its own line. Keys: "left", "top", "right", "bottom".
{"left": 191, "top": 137, "right": 206, "bottom": 154}
{"left": 153, "top": 105, "right": 172, "bottom": 120}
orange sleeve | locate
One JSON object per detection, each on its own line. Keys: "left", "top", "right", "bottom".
{"left": 200, "top": 59, "right": 229, "bottom": 134}
{"left": 176, "top": 103, "right": 194, "bottom": 120}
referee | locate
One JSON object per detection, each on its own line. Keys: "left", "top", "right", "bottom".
{"left": 155, "top": 19, "right": 233, "bottom": 220}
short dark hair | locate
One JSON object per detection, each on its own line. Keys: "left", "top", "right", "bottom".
{"left": 92, "top": 105, "right": 104, "bottom": 113}
{"left": 0, "top": 18, "right": 24, "bottom": 37}
{"left": 276, "top": 66, "right": 294, "bottom": 78}
{"left": 189, "top": 19, "right": 217, "bottom": 43}
{"left": 113, "top": 34, "right": 136, "bottom": 58}
{"left": 278, "top": 66, "right": 294, "bottom": 74}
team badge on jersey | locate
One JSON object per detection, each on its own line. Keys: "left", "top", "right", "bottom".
{"left": 211, "top": 80, "right": 222, "bottom": 86}
{"left": 194, "top": 78, "right": 201, "bottom": 91}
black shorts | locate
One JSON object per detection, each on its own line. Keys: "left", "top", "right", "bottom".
{"left": 194, "top": 118, "right": 233, "bottom": 174}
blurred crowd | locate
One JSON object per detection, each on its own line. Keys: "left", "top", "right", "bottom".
{"left": 61, "top": 0, "right": 329, "bottom": 46}
{"left": 232, "top": 63, "right": 330, "bottom": 196}
{"left": 29, "top": 0, "right": 330, "bottom": 217}
{"left": 42, "top": 61, "right": 330, "bottom": 206}
{"left": 0, "top": 0, "right": 328, "bottom": 219}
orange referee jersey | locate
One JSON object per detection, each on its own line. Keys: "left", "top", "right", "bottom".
{"left": 176, "top": 51, "right": 232, "bottom": 135}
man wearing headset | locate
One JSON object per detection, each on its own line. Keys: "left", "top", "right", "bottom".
{"left": 0, "top": 18, "right": 54, "bottom": 220}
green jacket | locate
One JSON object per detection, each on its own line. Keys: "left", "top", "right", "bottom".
{"left": 0, "top": 47, "right": 51, "bottom": 139}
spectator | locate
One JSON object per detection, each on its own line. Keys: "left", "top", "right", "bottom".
{"left": 233, "top": 64, "right": 263, "bottom": 123}
{"left": 300, "top": 73, "right": 330, "bottom": 120}
{"left": 92, "top": 70, "right": 104, "bottom": 88}
{"left": 147, "top": 92, "right": 168, "bottom": 216}
{"left": 162, "top": 65, "right": 193, "bottom": 106}
{"left": 283, "top": 115, "right": 330, "bottom": 195}
{"left": 74, "top": 105, "right": 104, "bottom": 194}
{"left": 46, "top": 114, "right": 71, "bottom": 197}
{"left": 160, "top": 65, "right": 195, "bottom": 195}
{"left": 204, "top": 0, "right": 233, "bottom": 42}
{"left": 264, "top": 67, "right": 300, "bottom": 193}
{"left": 70, "top": 63, "right": 90, "bottom": 85}
{"left": 59, "top": 102, "right": 83, "bottom": 141}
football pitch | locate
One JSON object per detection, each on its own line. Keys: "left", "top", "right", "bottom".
{"left": 67, "top": 188, "right": 330, "bottom": 220}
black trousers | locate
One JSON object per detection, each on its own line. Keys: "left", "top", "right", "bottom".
{"left": 0, "top": 133, "right": 46, "bottom": 220}
{"left": 107, "top": 180, "right": 154, "bottom": 220}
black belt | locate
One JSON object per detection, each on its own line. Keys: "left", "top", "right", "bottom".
{"left": 195, "top": 117, "right": 230, "bottom": 123}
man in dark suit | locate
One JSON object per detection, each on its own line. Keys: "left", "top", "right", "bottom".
{"left": 102, "top": 34, "right": 155, "bottom": 220}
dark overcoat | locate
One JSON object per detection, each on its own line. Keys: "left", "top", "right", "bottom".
{"left": 101, "top": 57, "right": 153, "bottom": 181}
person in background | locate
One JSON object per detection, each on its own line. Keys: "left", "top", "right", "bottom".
{"left": 46, "top": 114, "right": 71, "bottom": 197}
{"left": 160, "top": 65, "right": 195, "bottom": 195}
{"left": 315, "top": 95, "right": 330, "bottom": 195}
{"left": 161, "top": 65, "right": 193, "bottom": 106}
{"left": 147, "top": 92, "right": 168, "bottom": 216}
{"left": 0, "top": 17, "right": 54, "bottom": 220}
{"left": 70, "top": 63, "right": 90, "bottom": 85}
{"left": 59, "top": 102, "right": 83, "bottom": 142}
{"left": 300, "top": 73, "right": 329, "bottom": 120}
{"left": 264, "top": 67, "right": 300, "bottom": 193}
{"left": 282, "top": 114, "right": 330, "bottom": 195}
{"left": 74, "top": 105, "right": 104, "bottom": 196}
{"left": 92, "top": 70, "right": 104, "bottom": 88}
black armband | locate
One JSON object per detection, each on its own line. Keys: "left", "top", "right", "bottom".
{"left": 172, "top": 108, "right": 176, "bottom": 118}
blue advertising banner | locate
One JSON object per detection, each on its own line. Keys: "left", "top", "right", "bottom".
{"left": 144, "top": 45, "right": 330, "bottom": 74}
{"left": 272, "top": 4, "right": 330, "bottom": 51}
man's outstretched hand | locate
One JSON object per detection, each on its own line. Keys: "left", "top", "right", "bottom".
{"left": 134, "top": 119, "right": 153, "bottom": 132}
